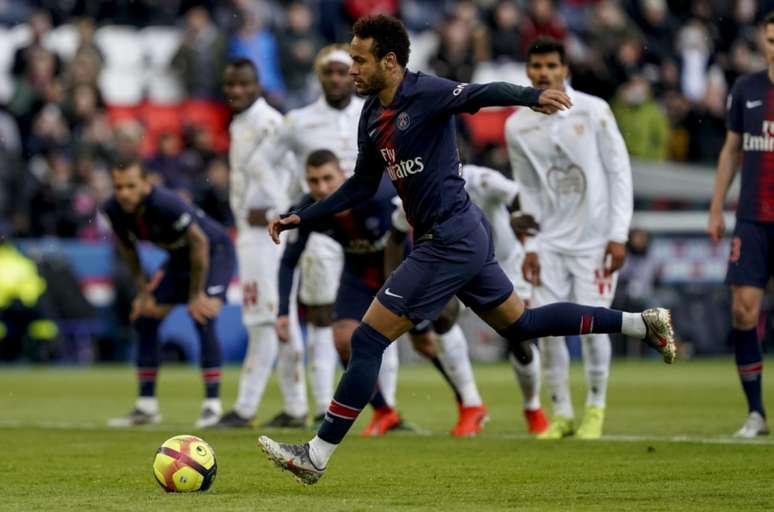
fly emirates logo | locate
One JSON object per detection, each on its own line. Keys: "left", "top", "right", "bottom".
{"left": 380, "top": 147, "right": 424, "bottom": 180}
{"left": 743, "top": 121, "right": 774, "bottom": 151}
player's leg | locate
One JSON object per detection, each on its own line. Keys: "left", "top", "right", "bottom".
{"left": 108, "top": 267, "right": 175, "bottom": 427}
{"left": 569, "top": 251, "right": 618, "bottom": 440}
{"left": 529, "top": 251, "right": 574, "bottom": 438}
{"left": 219, "top": 237, "right": 287, "bottom": 427}
{"left": 284, "top": 234, "right": 342, "bottom": 424}
{"left": 501, "top": 250, "right": 547, "bottom": 433}
{"left": 724, "top": 220, "right": 770, "bottom": 437}
{"left": 192, "top": 244, "right": 236, "bottom": 428}
{"left": 305, "top": 304, "right": 338, "bottom": 422}
{"left": 331, "top": 274, "right": 403, "bottom": 436}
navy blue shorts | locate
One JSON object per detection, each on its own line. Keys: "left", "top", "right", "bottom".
{"left": 153, "top": 243, "right": 236, "bottom": 304}
{"left": 333, "top": 270, "right": 379, "bottom": 322}
{"left": 377, "top": 219, "right": 513, "bottom": 324}
{"left": 725, "top": 220, "right": 774, "bottom": 289}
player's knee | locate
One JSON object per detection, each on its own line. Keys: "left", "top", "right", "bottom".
{"left": 731, "top": 302, "right": 759, "bottom": 329}
{"left": 433, "top": 299, "right": 460, "bottom": 335}
{"left": 306, "top": 304, "right": 334, "bottom": 327}
{"left": 409, "top": 331, "right": 436, "bottom": 358}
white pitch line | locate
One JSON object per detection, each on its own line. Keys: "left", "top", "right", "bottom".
{"left": 1, "top": 419, "right": 773, "bottom": 446}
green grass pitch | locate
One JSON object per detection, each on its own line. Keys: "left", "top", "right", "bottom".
{"left": 2, "top": 359, "right": 773, "bottom": 511}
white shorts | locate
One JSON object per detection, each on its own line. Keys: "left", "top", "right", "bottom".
{"left": 237, "top": 230, "right": 283, "bottom": 326}
{"left": 299, "top": 233, "right": 343, "bottom": 306}
{"left": 500, "top": 249, "right": 532, "bottom": 303}
{"left": 531, "top": 248, "right": 618, "bottom": 308}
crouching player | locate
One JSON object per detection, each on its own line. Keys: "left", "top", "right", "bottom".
{"left": 104, "top": 160, "right": 236, "bottom": 428}
{"left": 276, "top": 149, "right": 488, "bottom": 436}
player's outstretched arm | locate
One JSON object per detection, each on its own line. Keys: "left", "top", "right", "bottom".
{"left": 267, "top": 171, "right": 382, "bottom": 244}
{"left": 441, "top": 79, "right": 571, "bottom": 115}
{"left": 707, "top": 130, "right": 742, "bottom": 242}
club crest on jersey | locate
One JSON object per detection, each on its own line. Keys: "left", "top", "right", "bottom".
{"left": 574, "top": 123, "right": 585, "bottom": 136}
{"left": 397, "top": 112, "right": 411, "bottom": 131}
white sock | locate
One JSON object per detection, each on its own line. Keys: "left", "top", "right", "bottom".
{"left": 308, "top": 435, "right": 336, "bottom": 469}
{"left": 308, "top": 324, "right": 337, "bottom": 416}
{"left": 510, "top": 344, "right": 541, "bottom": 410}
{"left": 437, "top": 324, "right": 482, "bottom": 407}
{"left": 539, "top": 336, "right": 574, "bottom": 419}
{"left": 234, "top": 324, "right": 278, "bottom": 418}
{"left": 136, "top": 396, "right": 159, "bottom": 414}
{"left": 277, "top": 323, "right": 308, "bottom": 418}
{"left": 202, "top": 398, "right": 222, "bottom": 414}
{"left": 621, "top": 312, "right": 647, "bottom": 338}
{"left": 581, "top": 333, "right": 611, "bottom": 408}
{"left": 378, "top": 341, "right": 399, "bottom": 407}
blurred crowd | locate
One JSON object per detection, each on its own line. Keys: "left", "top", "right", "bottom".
{"left": 0, "top": 0, "right": 772, "bottom": 240}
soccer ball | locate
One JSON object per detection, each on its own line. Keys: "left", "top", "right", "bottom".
{"left": 153, "top": 435, "right": 217, "bottom": 492}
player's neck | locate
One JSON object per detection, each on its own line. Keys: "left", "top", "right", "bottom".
{"left": 326, "top": 95, "right": 351, "bottom": 110}
{"left": 377, "top": 69, "right": 406, "bottom": 107}
{"left": 768, "top": 66, "right": 774, "bottom": 85}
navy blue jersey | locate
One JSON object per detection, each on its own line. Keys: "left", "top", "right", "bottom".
{"left": 103, "top": 186, "right": 232, "bottom": 257}
{"left": 727, "top": 70, "right": 774, "bottom": 222}
{"left": 278, "top": 176, "right": 396, "bottom": 315}
{"left": 296, "top": 71, "right": 541, "bottom": 243}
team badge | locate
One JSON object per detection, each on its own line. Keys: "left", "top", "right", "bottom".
{"left": 574, "top": 123, "right": 584, "bottom": 136}
{"left": 397, "top": 112, "right": 411, "bottom": 131}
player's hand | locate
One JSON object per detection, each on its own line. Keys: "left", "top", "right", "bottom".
{"left": 511, "top": 213, "right": 540, "bottom": 241}
{"left": 130, "top": 291, "right": 156, "bottom": 322}
{"left": 522, "top": 252, "right": 541, "bottom": 287}
{"left": 531, "top": 89, "right": 572, "bottom": 115}
{"left": 275, "top": 315, "right": 290, "bottom": 343}
{"left": 268, "top": 214, "right": 301, "bottom": 244}
{"left": 604, "top": 241, "right": 627, "bottom": 275}
{"left": 707, "top": 209, "right": 726, "bottom": 242}
{"left": 188, "top": 292, "right": 220, "bottom": 324}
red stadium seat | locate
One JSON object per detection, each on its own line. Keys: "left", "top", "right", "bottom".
{"left": 462, "top": 107, "right": 517, "bottom": 149}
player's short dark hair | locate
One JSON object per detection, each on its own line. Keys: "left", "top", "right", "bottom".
{"left": 527, "top": 37, "right": 566, "bottom": 64}
{"left": 306, "top": 149, "right": 340, "bottom": 170}
{"left": 352, "top": 14, "right": 411, "bottom": 67}
{"left": 111, "top": 158, "right": 147, "bottom": 176}
{"left": 764, "top": 11, "right": 774, "bottom": 27}
{"left": 226, "top": 58, "right": 260, "bottom": 81}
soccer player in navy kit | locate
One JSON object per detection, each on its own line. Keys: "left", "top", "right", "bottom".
{"left": 707, "top": 12, "right": 774, "bottom": 438}
{"left": 277, "top": 149, "right": 488, "bottom": 436}
{"left": 104, "top": 160, "right": 236, "bottom": 428}
{"left": 259, "top": 15, "right": 676, "bottom": 484}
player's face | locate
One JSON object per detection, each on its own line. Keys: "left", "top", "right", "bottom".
{"left": 764, "top": 24, "right": 774, "bottom": 67}
{"left": 111, "top": 165, "right": 151, "bottom": 213}
{"left": 350, "top": 36, "right": 387, "bottom": 95}
{"left": 319, "top": 61, "right": 354, "bottom": 104}
{"left": 306, "top": 163, "right": 346, "bottom": 200}
{"left": 526, "top": 52, "right": 568, "bottom": 90}
{"left": 223, "top": 66, "right": 260, "bottom": 113}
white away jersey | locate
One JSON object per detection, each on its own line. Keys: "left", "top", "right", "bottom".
{"left": 505, "top": 87, "right": 632, "bottom": 254}
{"left": 228, "top": 97, "right": 296, "bottom": 233}
{"left": 262, "top": 96, "right": 364, "bottom": 201}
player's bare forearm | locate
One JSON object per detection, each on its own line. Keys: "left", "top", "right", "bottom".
{"left": 186, "top": 225, "right": 210, "bottom": 299}
{"left": 710, "top": 136, "right": 742, "bottom": 213}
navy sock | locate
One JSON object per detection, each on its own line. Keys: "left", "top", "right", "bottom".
{"left": 196, "top": 320, "right": 222, "bottom": 399}
{"left": 430, "top": 356, "right": 462, "bottom": 404}
{"left": 732, "top": 328, "right": 765, "bottom": 417}
{"left": 135, "top": 316, "right": 161, "bottom": 397}
{"left": 338, "top": 352, "right": 391, "bottom": 411}
{"left": 318, "top": 323, "right": 390, "bottom": 444}
{"left": 501, "top": 303, "right": 623, "bottom": 345}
